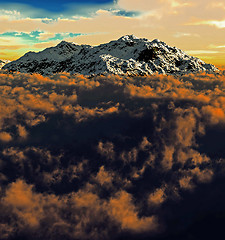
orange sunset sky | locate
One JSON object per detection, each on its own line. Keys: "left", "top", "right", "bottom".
{"left": 0, "top": 0, "right": 224, "bottom": 66}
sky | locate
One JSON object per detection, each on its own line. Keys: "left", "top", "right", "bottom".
{"left": 0, "top": 0, "right": 224, "bottom": 65}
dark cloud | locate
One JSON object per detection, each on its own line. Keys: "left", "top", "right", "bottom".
{"left": 0, "top": 71, "right": 225, "bottom": 239}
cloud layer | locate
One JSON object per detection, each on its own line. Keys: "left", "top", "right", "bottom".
{"left": 0, "top": 71, "right": 225, "bottom": 239}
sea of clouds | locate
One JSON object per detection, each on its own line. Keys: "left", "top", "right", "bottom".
{"left": 0, "top": 71, "right": 225, "bottom": 239}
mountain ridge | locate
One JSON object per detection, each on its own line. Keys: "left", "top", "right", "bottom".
{"left": 3, "top": 35, "right": 219, "bottom": 75}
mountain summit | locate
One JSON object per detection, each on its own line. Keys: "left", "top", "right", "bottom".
{"left": 3, "top": 35, "right": 219, "bottom": 75}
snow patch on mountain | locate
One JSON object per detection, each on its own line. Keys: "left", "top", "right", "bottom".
{"left": 3, "top": 35, "right": 219, "bottom": 75}
{"left": 0, "top": 59, "right": 11, "bottom": 69}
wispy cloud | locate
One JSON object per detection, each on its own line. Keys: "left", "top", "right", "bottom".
{"left": 0, "top": 44, "right": 29, "bottom": 50}
{"left": 0, "top": 9, "right": 21, "bottom": 19}
{"left": 208, "top": 44, "right": 225, "bottom": 49}
{"left": 210, "top": 2, "right": 225, "bottom": 11}
{"left": 173, "top": 32, "right": 200, "bottom": 38}
{"left": 186, "top": 50, "right": 219, "bottom": 55}
{"left": 190, "top": 19, "right": 225, "bottom": 28}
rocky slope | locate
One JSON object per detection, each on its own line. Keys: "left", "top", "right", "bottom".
{"left": 3, "top": 35, "right": 219, "bottom": 75}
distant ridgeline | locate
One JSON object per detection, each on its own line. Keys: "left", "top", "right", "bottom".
{"left": 3, "top": 35, "right": 219, "bottom": 76}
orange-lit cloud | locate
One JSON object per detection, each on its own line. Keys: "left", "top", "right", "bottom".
{"left": 109, "top": 190, "right": 158, "bottom": 232}
{"left": 0, "top": 72, "right": 225, "bottom": 239}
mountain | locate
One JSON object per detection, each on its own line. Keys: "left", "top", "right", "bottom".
{"left": 0, "top": 59, "right": 11, "bottom": 69}
{"left": 3, "top": 35, "right": 219, "bottom": 75}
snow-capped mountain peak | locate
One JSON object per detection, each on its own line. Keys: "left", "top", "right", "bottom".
{"left": 3, "top": 35, "right": 219, "bottom": 75}
{"left": 118, "top": 34, "right": 140, "bottom": 41}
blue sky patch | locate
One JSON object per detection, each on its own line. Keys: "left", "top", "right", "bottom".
{"left": 0, "top": 31, "right": 84, "bottom": 44}
{"left": 114, "top": 10, "right": 141, "bottom": 18}
{"left": 0, "top": 0, "right": 114, "bottom": 12}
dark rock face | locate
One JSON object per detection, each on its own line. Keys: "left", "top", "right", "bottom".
{"left": 137, "top": 47, "right": 159, "bottom": 62}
